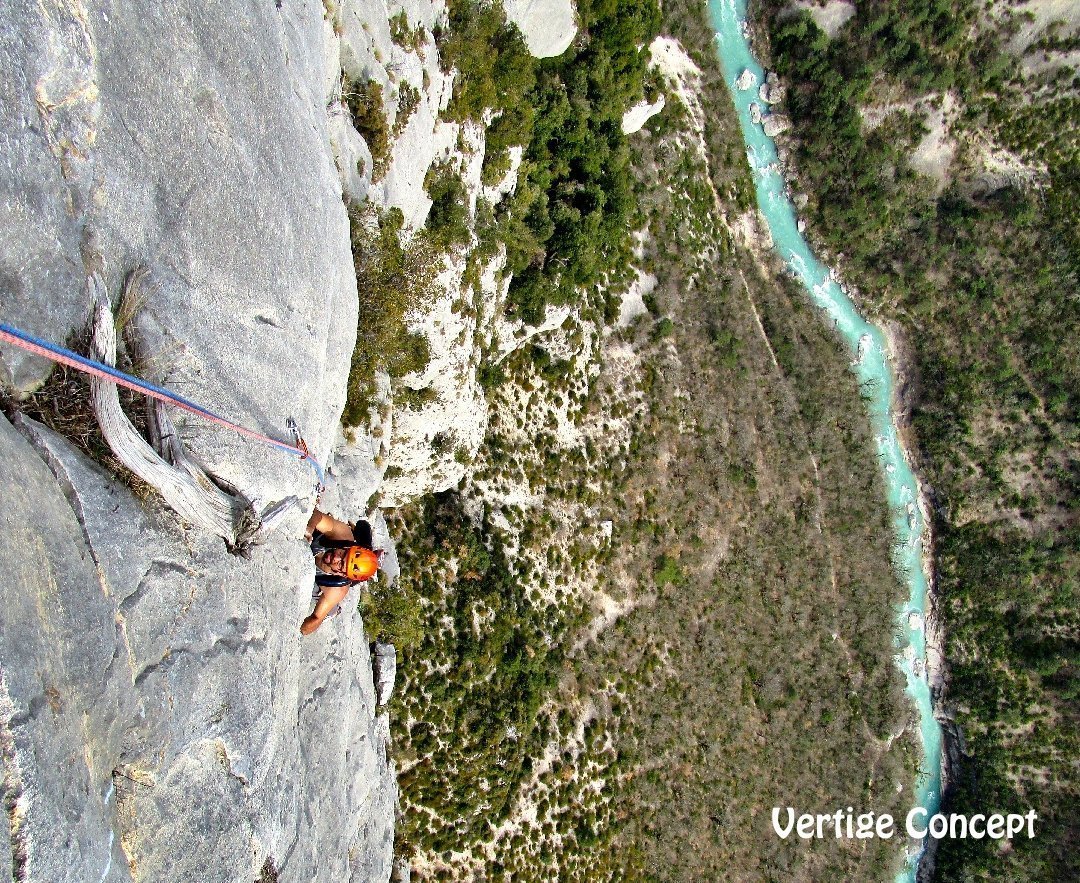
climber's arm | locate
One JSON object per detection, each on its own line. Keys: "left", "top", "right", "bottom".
{"left": 300, "top": 584, "right": 351, "bottom": 635}
{"left": 304, "top": 508, "right": 355, "bottom": 542}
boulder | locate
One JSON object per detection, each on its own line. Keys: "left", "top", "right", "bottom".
{"left": 763, "top": 113, "right": 792, "bottom": 137}
{"left": 735, "top": 68, "right": 757, "bottom": 91}
{"left": 502, "top": 0, "right": 578, "bottom": 59}
{"left": 621, "top": 94, "right": 666, "bottom": 134}
{"left": 749, "top": 102, "right": 762, "bottom": 125}
{"left": 373, "top": 642, "right": 398, "bottom": 706}
{"left": 758, "top": 74, "right": 785, "bottom": 105}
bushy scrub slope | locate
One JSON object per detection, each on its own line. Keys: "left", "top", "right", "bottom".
{"left": 384, "top": 2, "right": 917, "bottom": 880}
{"left": 754, "top": 2, "right": 1080, "bottom": 878}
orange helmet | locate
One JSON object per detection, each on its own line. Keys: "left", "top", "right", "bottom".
{"left": 345, "top": 546, "right": 379, "bottom": 581}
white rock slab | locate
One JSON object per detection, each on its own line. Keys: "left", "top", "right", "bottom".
{"left": 503, "top": 0, "right": 578, "bottom": 58}
{"left": 622, "top": 94, "right": 666, "bottom": 134}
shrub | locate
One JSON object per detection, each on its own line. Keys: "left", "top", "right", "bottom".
{"left": 480, "top": 147, "right": 514, "bottom": 187}
{"left": 652, "top": 554, "right": 684, "bottom": 587}
{"left": 436, "top": 0, "right": 535, "bottom": 122}
{"left": 397, "top": 384, "right": 439, "bottom": 410}
{"left": 395, "top": 82, "right": 421, "bottom": 134}
{"left": 652, "top": 317, "right": 674, "bottom": 339}
{"left": 343, "top": 76, "right": 391, "bottom": 179}
{"left": 478, "top": 361, "right": 507, "bottom": 390}
{"left": 343, "top": 206, "right": 438, "bottom": 427}
{"left": 425, "top": 163, "right": 472, "bottom": 248}
{"left": 360, "top": 576, "right": 423, "bottom": 649}
{"left": 389, "top": 10, "right": 426, "bottom": 52}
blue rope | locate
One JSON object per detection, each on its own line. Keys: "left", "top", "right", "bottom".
{"left": 1, "top": 321, "right": 325, "bottom": 488}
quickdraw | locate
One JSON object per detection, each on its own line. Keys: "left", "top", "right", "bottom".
{"left": 1, "top": 321, "right": 326, "bottom": 492}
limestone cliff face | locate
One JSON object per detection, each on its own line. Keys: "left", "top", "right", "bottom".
{"left": 328, "top": 0, "right": 577, "bottom": 513}
{"left": 0, "top": 1, "right": 392, "bottom": 880}
{"left": 503, "top": 0, "right": 578, "bottom": 58}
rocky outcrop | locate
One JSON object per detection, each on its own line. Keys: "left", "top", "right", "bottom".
{"left": 329, "top": 0, "right": 586, "bottom": 507}
{"left": 735, "top": 68, "right": 757, "bottom": 90}
{"left": 762, "top": 113, "right": 792, "bottom": 137}
{"left": 622, "top": 94, "right": 667, "bottom": 134}
{"left": 758, "top": 71, "right": 785, "bottom": 105}
{"left": 373, "top": 643, "right": 398, "bottom": 706}
{"left": 502, "top": 0, "right": 578, "bottom": 58}
{"left": 791, "top": 0, "right": 856, "bottom": 39}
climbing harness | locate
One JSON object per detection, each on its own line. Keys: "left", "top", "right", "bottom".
{"left": 0, "top": 321, "right": 326, "bottom": 491}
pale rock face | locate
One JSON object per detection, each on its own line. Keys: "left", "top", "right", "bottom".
{"left": 481, "top": 144, "right": 525, "bottom": 205}
{"left": 621, "top": 94, "right": 666, "bottom": 134}
{"left": 502, "top": 0, "right": 578, "bottom": 58}
{"left": 332, "top": 0, "right": 491, "bottom": 507}
{"left": 78, "top": 2, "right": 357, "bottom": 508}
{"left": 618, "top": 269, "right": 656, "bottom": 327}
{"left": 373, "top": 643, "right": 398, "bottom": 705}
{"left": 493, "top": 303, "right": 574, "bottom": 363}
{"left": 0, "top": 2, "right": 100, "bottom": 392}
{"left": 4, "top": 414, "right": 397, "bottom": 882}
{"left": 792, "top": 0, "right": 856, "bottom": 39}
{"left": 0, "top": 1, "right": 397, "bottom": 879}
{"left": 378, "top": 234, "right": 511, "bottom": 505}
{"left": 321, "top": 414, "right": 391, "bottom": 525}
{"left": 338, "top": 0, "right": 458, "bottom": 230}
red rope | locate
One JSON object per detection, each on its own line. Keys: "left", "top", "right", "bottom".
{"left": 1, "top": 322, "right": 325, "bottom": 485}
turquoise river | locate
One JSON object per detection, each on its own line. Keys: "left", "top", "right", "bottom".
{"left": 708, "top": 0, "right": 945, "bottom": 879}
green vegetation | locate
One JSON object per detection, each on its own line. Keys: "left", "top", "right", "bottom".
{"left": 423, "top": 162, "right": 472, "bottom": 249}
{"left": 343, "top": 207, "right": 437, "bottom": 427}
{"left": 360, "top": 572, "right": 423, "bottom": 649}
{"left": 389, "top": 10, "right": 426, "bottom": 53}
{"left": 436, "top": 0, "right": 536, "bottom": 124}
{"left": 342, "top": 75, "right": 391, "bottom": 179}
{"left": 436, "top": 0, "right": 662, "bottom": 323}
{"left": 593, "top": 72, "right": 912, "bottom": 877}
{"left": 754, "top": 2, "right": 1080, "bottom": 878}
{"left": 394, "top": 82, "right": 421, "bottom": 135}
{"left": 389, "top": 2, "right": 915, "bottom": 877}
{"left": 390, "top": 492, "right": 575, "bottom": 854}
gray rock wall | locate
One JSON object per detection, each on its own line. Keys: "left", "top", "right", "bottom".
{"left": 3, "top": 414, "right": 395, "bottom": 882}
{"left": 0, "top": 1, "right": 397, "bottom": 880}
{"left": 0, "top": 1, "right": 99, "bottom": 392}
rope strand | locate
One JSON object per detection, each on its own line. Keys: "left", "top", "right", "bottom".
{"left": 0, "top": 321, "right": 325, "bottom": 487}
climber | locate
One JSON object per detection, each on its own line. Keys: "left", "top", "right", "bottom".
{"left": 301, "top": 508, "right": 382, "bottom": 636}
